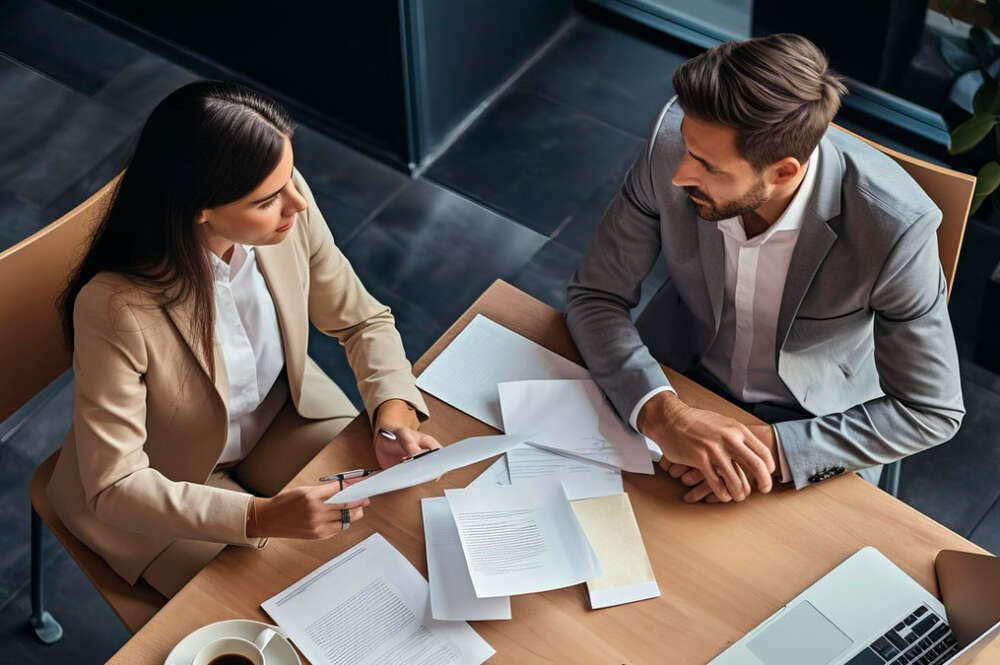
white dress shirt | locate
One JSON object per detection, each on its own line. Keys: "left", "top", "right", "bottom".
{"left": 629, "top": 146, "right": 819, "bottom": 482}
{"left": 209, "top": 244, "right": 289, "bottom": 464}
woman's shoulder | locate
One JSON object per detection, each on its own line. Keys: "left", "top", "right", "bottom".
{"left": 74, "top": 272, "right": 158, "bottom": 328}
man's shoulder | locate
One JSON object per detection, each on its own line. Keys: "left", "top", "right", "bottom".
{"left": 646, "top": 96, "right": 686, "bottom": 165}
{"left": 825, "top": 126, "right": 941, "bottom": 235}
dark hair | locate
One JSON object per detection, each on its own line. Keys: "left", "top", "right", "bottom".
{"left": 59, "top": 80, "right": 295, "bottom": 378}
{"left": 672, "top": 33, "right": 847, "bottom": 171}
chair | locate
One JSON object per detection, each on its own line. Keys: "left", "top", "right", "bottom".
{"left": 831, "top": 122, "right": 976, "bottom": 497}
{"left": 0, "top": 172, "right": 167, "bottom": 645}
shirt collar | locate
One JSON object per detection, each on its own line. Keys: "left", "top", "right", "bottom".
{"left": 208, "top": 243, "right": 253, "bottom": 283}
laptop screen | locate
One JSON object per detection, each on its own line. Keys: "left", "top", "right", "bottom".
{"left": 947, "top": 619, "right": 1000, "bottom": 664}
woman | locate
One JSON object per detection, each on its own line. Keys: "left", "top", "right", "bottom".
{"left": 48, "top": 81, "right": 440, "bottom": 598}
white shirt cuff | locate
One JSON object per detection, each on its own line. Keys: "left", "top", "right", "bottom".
{"left": 773, "top": 425, "right": 792, "bottom": 483}
{"left": 629, "top": 386, "right": 677, "bottom": 463}
{"left": 628, "top": 385, "right": 676, "bottom": 432}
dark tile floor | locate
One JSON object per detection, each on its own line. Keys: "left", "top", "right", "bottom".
{"left": 1, "top": 2, "right": 999, "bottom": 663}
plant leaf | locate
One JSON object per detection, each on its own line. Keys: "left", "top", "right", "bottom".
{"left": 971, "top": 161, "right": 1000, "bottom": 214}
{"left": 976, "top": 161, "right": 1000, "bottom": 197}
{"left": 950, "top": 113, "right": 998, "bottom": 153}
{"left": 992, "top": 189, "right": 1000, "bottom": 215}
{"left": 972, "top": 194, "right": 986, "bottom": 215}
{"left": 974, "top": 77, "right": 1000, "bottom": 113}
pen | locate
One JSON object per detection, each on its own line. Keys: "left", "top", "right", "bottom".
{"left": 318, "top": 468, "right": 379, "bottom": 483}
{"left": 402, "top": 448, "right": 439, "bottom": 462}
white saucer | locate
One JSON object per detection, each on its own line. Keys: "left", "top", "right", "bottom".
{"left": 164, "top": 619, "right": 301, "bottom": 665}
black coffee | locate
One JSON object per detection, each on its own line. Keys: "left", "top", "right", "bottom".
{"left": 207, "top": 654, "right": 254, "bottom": 665}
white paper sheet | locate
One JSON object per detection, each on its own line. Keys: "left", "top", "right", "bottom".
{"left": 465, "top": 456, "right": 510, "bottom": 490}
{"left": 421, "top": 498, "right": 511, "bottom": 621}
{"left": 261, "top": 533, "right": 494, "bottom": 665}
{"left": 506, "top": 444, "right": 622, "bottom": 500}
{"left": 328, "top": 433, "right": 528, "bottom": 503}
{"left": 444, "top": 480, "right": 602, "bottom": 598}
{"left": 498, "top": 379, "right": 654, "bottom": 474}
{"left": 416, "top": 314, "right": 590, "bottom": 430}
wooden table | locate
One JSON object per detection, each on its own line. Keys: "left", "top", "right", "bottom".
{"left": 108, "top": 280, "right": 990, "bottom": 665}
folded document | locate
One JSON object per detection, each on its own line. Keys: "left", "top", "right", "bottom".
{"left": 499, "top": 379, "right": 654, "bottom": 474}
{"left": 328, "top": 433, "right": 528, "bottom": 503}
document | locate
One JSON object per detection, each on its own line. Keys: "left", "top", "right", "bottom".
{"left": 261, "top": 533, "right": 494, "bottom": 665}
{"left": 465, "top": 456, "right": 510, "bottom": 490}
{"left": 570, "top": 493, "right": 660, "bottom": 609}
{"left": 421, "top": 498, "right": 511, "bottom": 621}
{"left": 505, "top": 443, "right": 622, "bottom": 500}
{"left": 444, "top": 480, "right": 602, "bottom": 598}
{"left": 415, "top": 314, "right": 590, "bottom": 430}
{"left": 328, "top": 433, "right": 528, "bottom": 503}
{"left": 498, "top": 379, "right": 654, "bottom": 474}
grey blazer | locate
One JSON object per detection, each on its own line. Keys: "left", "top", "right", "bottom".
{"left": 566, "top": 97, "right": 965, "bottom": 489}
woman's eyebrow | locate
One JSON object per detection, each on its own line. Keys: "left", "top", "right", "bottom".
{"left": 249, "top": 166, "right": 295, "bottom": 204}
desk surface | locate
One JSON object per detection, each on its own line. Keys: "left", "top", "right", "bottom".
{"left": 108, "top": 280, "right": 989, "bottom": 665}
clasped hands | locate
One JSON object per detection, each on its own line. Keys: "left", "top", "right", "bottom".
{"left": 638, "top": 391, "right": 779, "bottom": 503}
{"left": 247, "top": 399, "right": 442, "bottom": 540}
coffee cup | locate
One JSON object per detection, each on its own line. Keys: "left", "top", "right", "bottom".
{"left": 189, "top": 627, "right": 276, "bottom": 665}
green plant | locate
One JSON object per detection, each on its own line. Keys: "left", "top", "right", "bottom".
{"left": 944, "top": 0, "right": 1000, "bottom": 213}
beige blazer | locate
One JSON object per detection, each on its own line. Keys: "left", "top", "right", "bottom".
{"left": 48, "top": 169, "right": 429, "bottom": 585}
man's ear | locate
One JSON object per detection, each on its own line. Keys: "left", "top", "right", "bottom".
{"left": 770, "top": 157, "right": 803, "bottom": 186}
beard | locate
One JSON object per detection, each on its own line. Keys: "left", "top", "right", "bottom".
{"left": 684, "top": 176, "right": 768, "bottom": 222}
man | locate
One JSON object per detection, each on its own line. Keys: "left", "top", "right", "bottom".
{"left": 566, "top": 33, "right": 964, "bottom": 503}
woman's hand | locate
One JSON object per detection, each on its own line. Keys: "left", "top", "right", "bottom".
{"left": 247, "top": 478, "right": 370, "bottom": 540}
{"left": 372, "top": 399, "right": 442, "bottom": 469}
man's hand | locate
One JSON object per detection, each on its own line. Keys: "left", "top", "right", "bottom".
{"left": 372, "top": 399, "right": 442, "bottom": 469}
{"left": 638, "top": 392, "right": 776, "bottom": 501}
{"left": 662, "top": 424, "right": 779, "bottom": 503}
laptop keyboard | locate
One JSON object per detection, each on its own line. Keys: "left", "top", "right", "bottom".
{"left": 846, "top": 605, "right": 960, "bottom": 665}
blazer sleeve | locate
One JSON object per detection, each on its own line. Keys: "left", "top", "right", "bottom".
{"left": 773, "top": 209, "right": 966, "bottom": 488}
{"left": 565, "top": 105, "right": 673, "bottom": 422}
{"left": 72, "top": 279, "right": 261, "bottom": 546}
{"left": 292, "top": 168, "right": 429, "bottom": 423}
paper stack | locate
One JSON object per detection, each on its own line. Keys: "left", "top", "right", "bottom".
{"left": 413, "top": 316, "right": 660, "bottom": 620}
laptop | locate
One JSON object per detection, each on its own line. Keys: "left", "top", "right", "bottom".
{"left": 708, "top": 547, "right": 1000, "bottom": 665}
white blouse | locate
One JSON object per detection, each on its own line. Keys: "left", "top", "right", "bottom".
{"left": 208, "top": 244, "right": 289, "bottom": 464}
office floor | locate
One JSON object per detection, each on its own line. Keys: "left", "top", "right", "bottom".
{"left": 1, "top": 2, "right": 999, "bottom": 662}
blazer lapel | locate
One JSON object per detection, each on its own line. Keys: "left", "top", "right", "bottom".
{"left": 163, "top": 285, "right": 229, "bottom": 407}
{"left": 255, "top": 240, "right": 307, "bottom": 406}
{"left": 697, "top": 218, "right": 725, "bottom": 334}
{"left": 775, "top": 133, "right": 843, "bottom": 353}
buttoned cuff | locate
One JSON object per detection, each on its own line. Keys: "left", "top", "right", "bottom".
{"left": 773, "top": 425, "right": 792, "bottom": 484}
{"left": 628, "top": 385, "right": 677, "bottom": 433}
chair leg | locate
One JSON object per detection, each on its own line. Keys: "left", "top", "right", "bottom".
{"left": 884, "top": 460, "right": 902, "bottom": 498}
{"left": 29, "top": 504, "right": 63, "bottom": 644}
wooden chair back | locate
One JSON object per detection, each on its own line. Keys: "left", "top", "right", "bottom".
{"left": 1, "top": 172, "right": 166, "bottom": 633}
{"left": 831, "top": 123, "right": 976, "bottom": 298}
{"left": 0, "top": 174, "right": 120, "bottom": 421}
